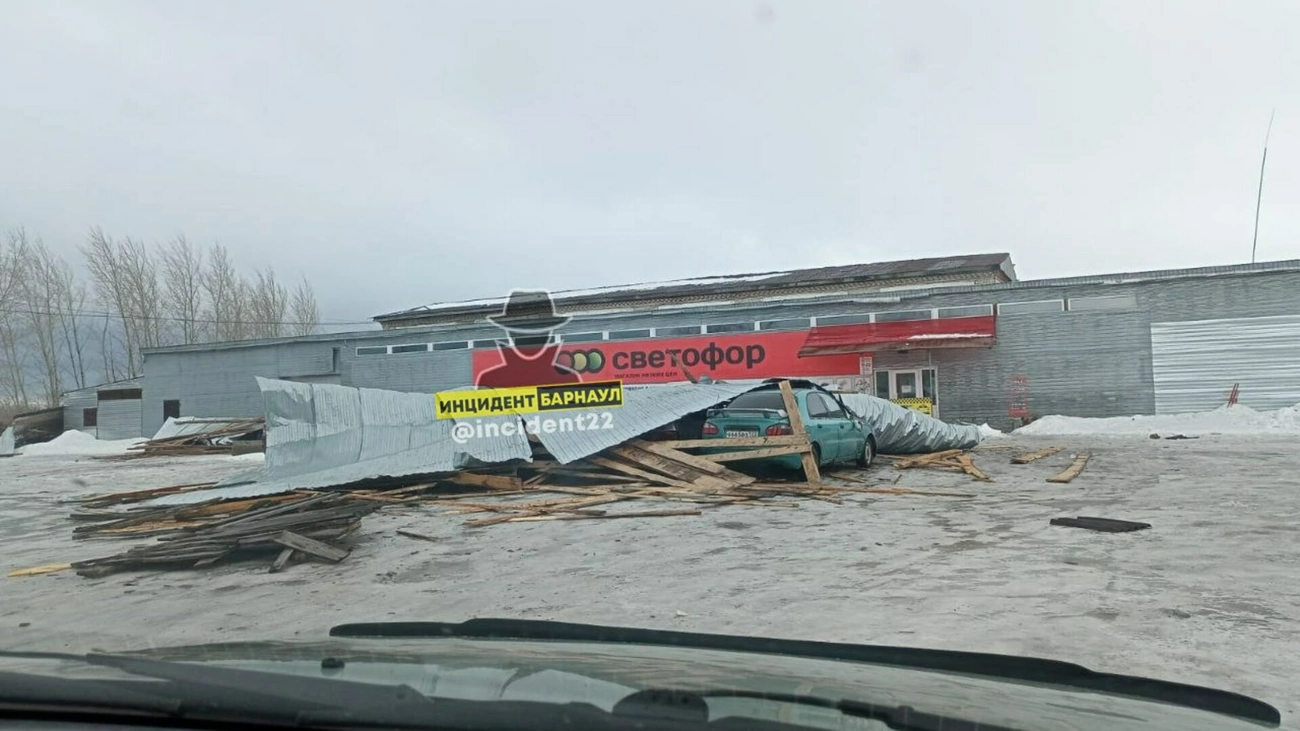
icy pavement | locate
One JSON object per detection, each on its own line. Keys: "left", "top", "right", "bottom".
{"left": 2, "top": 435, "right": 1299, "bottom": 720}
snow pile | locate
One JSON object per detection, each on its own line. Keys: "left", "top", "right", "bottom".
{"left": 1016, "top": 403, "right": 1300, "bottom": 436}
{"left": 20, "top": 430, "right": 146, "bottom": 456}
{"left": 978, "top": 423, "right": 1007, "bottom": 438}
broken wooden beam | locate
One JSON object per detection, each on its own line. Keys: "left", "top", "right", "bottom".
{"left": 273, "top": 530, "right": 350, "bottom": 563}
{"left": 778, "top": 380, "right": 821, "bottom": 484}
{"left": 1046, "top": 453, "right": 1091, "bottom": 483}
{"left": 955, "top": 454, "right": 992, "bottom": 482}
{"left": 1011, "top": 446, "right": 1064, "bottom": 464}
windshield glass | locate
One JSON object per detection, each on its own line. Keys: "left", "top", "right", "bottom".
{"left": 1, "top": 2, "right": 1293, "bottom": 730}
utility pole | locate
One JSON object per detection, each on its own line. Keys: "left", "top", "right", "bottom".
{"left": 1251, "top": 109, "right": 1275, "bottom": 264}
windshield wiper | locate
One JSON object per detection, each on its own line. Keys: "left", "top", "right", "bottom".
{"left": 614, "top": 688, "right": 1022, "bottom": 731}
{"left": 329, "top": 618, "right": 1281, "bottom": 727}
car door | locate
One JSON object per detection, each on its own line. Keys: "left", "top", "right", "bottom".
{"left": 803, "top": 392, "right": 839, "bottom": 463}
{"left": 824, "top": 394, "right": 864, "bottom": 463}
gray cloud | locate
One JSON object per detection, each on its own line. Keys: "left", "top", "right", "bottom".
{"left": 3, "top": 0, "right": 1298, "bottom": 321}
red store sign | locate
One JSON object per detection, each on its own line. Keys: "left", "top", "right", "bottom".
{"left": 472, "top": 331, "right": 863, "bottom": 385}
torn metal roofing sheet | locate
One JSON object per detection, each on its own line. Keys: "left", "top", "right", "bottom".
{"left": 533, "top": 381, "right": 763, "bottom": 464}
{"left": 145, "top": 379, "right": 766, "bottom": 507}
{"left": 0, "top": 426, "right": 14, "bottom": 457}
{"left": 151, "top": 416, "right": 263, "bottom": 441}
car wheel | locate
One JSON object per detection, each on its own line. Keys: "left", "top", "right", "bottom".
{"left": 811, "top": 442, "right": 823, "bottom": 467}
{"left": 856, "top": 437, "right": 875, "bottom": 468}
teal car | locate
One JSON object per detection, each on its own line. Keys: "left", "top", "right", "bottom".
{"left": 698, "top": 383, "right": 877, "bottom": 471}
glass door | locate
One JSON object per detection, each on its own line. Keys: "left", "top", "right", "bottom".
{"left": 891, "top": 370, "right": 920, "bottom": 399}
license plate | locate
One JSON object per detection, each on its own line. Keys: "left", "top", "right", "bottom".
{"left": 727, "top": 429, "right": 758, "bottom": 438}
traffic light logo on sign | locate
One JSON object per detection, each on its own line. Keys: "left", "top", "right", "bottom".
{"left": 556, "top": 349, "right": 605, "bottom": 374}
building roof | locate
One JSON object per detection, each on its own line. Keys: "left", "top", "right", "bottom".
{"left": 142, "top": 256, "right": 1300, "bottom": 355}
{"left": 372, "top": 253, "right": 1018, "bottom": 324}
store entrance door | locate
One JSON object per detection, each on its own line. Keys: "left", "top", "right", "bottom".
{"left": 876, "top": 368, "right": 938, "bottom": 417}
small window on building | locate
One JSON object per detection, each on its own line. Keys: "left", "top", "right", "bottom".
{"left": 391, "top": 343, "right": 431, "bottom": 354}
{"left": 83, "top": 408, "right": 98, "bottom": 428}
{"left": 608, "top": 328, "right": 652, "bottom": 340}
{"left": 758, "top": 318, "right": 810, "bottom": 331}
{"left": 655, "top": 325, "right": 703, "bottom": 337}
{"left": 874, "top": 371, "right": 889, "bottom": 399}
{"left": 431, "top": 341, "right": 467, "bottom": 351}
{"left": 356, "top": 346, "right": 387, "bottom": 356}
{"left": 704, "top": 322, "right": 751, "bottom": 334}
{"left": 1068, "top": 295, "right": 1137, "bottom": 312}
{"left": 937, "top": 304, "right": 994, "bottom": 319}
{"left": 998, "top": 299, "right": 1065, "bottom": 315}
{"left": 815, "top": 314, "right": 872, "bottom": 327}
{"left": 560, "top": 332, "right": 605, "bottom": 343}
{"left": 163, "top": 400, "right": 180, "bottom": 420}
{"left": 874, "top": 309, "right": 933, "bottom": 323}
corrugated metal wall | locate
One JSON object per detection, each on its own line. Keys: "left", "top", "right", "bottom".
{"left": 97, "top": 399, "right": 142, "bottom": 440}
{"left": 62, "top": 389, "right": 99, "bottom": 435}
{"left": 1152, "top": 314, "right": 1300, "bottom": 413}
{"left": 140, "top": 269, "right": 1300, "bottom": 432}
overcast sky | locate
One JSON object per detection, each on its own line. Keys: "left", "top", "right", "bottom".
{"left": 3, "top": 0, "right": 1298, "bottom": 322}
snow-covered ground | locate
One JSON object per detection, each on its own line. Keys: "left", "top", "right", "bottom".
{"left": 1016, "top": 403, "right": 1300, "bottom": 436}
{"left": 2, "top": 434, "right": 1299, "bottom": 721}
{"left": 18, "top": 430, "right": 145, "bottom": 457}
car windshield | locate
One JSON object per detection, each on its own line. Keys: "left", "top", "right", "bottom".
{"left": 1, "top": 2, "right": 1294, "bottom": 730}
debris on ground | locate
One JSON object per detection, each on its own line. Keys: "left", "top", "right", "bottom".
{"left": 99, "top": 417, "right": 265, "bottom": 460}
{"left": 1050, "top": 516, "right": 1150, "bottom": 533}
{"left": 13, "top": 380, "right": 999, "bottom": 580}
{"left": 882, "top": 449, "right": 992, "bottom": 482}
{"left": 1046, "top": 453, "right": 1091, "bottom": 483}
{"left": 70, "top": 492, "right": 379, "bottom": 577}
{"left": 1010, "top": 446, "right": 1064, "bottom": 464}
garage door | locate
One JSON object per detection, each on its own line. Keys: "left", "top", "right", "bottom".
{"left": 1151, "top": 314, "right": 1300, "bottom": 413}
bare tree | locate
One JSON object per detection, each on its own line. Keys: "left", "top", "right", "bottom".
{"left": 0, "top": 233, "right": 29, "bottom": 404}
{"left": 13, "top": 231, "right": 69, "bottom": 404}
{"left": 288, "top": 277, "right": 320, "bottom": 336}
{"left": 248, "top": 268, "right": 289, "bottom": 339}
{"left": 202, "top": 244, "right": 246, "bottom": 342}
{"left": 160, "top": 234, "right": 204, "bottom": 344}
{"left": 82, "top": 227, "right": 134, "bottom": 376}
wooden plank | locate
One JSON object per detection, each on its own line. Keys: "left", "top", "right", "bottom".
{"left": 778, "top": 380, "right": 821, "bottom": 484}
{"left": 630, "top": 440, "right": 758, "bottom": 485}
{"left": 655, "top": 435, "right": 809, "bottom": 449}
{"left": 1047, "top": 453, "right": 1091, "bottom": 484}
{"left": 608, "top": 446, "right": 738, "bottom": 490}
{"left": 8, "top": 563, "right": 73, "bottom": 578}
{"left": 508, "top": 508, "right": 703, "bottom": 522}
{"left": 587, "top": 455, "right": 694, "bottom": 488}
{"left": 955, "top": 454, "right": 992, "bottom": 482}
{"left": 701, "top": 444, "right": 810, "bottom": 462}
{"left": 1011, "top": 446, "right": 1065, "bottom": 464}
{"left": 272, "top": 531, "right": 350, "bottom": 562}
{"left": 893, "top": 449, "right": 964, "bottom": 469}
{"left": 447, "top": 473, "right": 522, "bottom": 491}
{"left": 269, "top": 548, "right": 295, "bottom": 573}
{"left": 396, "top": 530, "right": 439, "bottom": 542}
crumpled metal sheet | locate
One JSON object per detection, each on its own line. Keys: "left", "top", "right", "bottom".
{"left": 533, "top": 382, "right": 763, "bottom": 464}
{"left": 151, "top": 416, "right": 262, "bottom": 441}
{"left": 836, "top": 393, "right": 981, "bottom": 454}
{"left": 146, "top": 379, "right": 768, "bottom": 507}
{"left": 0, "top": 426, "right": 14, "bottom": 457}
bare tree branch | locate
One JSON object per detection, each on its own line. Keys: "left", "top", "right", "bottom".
{"left": 289, "top": 277, "right": 320, "bottom": 336}
{"left": 160, "top": 234, "right": 204, "bottom": 344}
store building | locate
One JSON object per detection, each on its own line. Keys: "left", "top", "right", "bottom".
{"left": 134, "top": 253, "right": 1300, "bottom": 437}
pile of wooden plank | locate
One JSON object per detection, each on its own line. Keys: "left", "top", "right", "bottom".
{"left": 101, "top": 418, "right": 265, "bottom": 460}
{"left": 884, "top": 449, "right": 992, "bottom": 482}
{"left": 70, "top": 492, "right": 379, "bottom": 577}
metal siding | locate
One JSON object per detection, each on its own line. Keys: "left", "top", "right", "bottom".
{"left": 347, "top": 350, "right": 471, "bottom": 393}
{"left": 96, "top": 398, "right": 142, "bottom": 440}
{"left": 61, "top": 389, "right": 99, "bottom": 434}
{"left": 1152, "top": 315, "right": 1300, "bottom": 413}
{"left": 931, "top": 309, "right": 1152, "bottom": 430}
